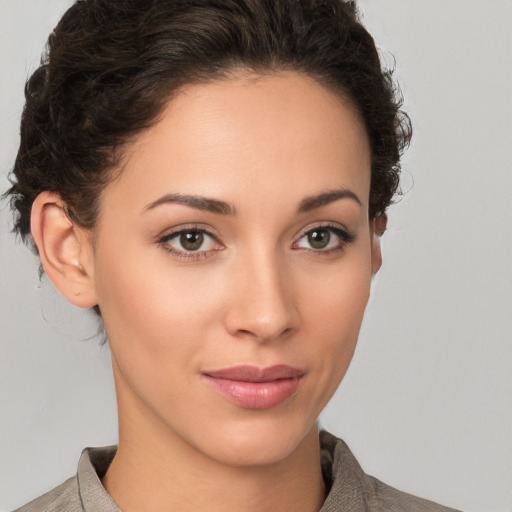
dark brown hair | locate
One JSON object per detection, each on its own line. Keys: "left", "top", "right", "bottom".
{"left": 7, "top": 0, "right": 411, "bottom": 243}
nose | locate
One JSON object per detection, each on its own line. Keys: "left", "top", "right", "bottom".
{"left": 224, "top": 250, "right": 299, "bottom": 343}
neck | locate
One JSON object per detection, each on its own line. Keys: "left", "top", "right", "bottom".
{"left": 103, "top": 365, "right": 326, "bottom": 512}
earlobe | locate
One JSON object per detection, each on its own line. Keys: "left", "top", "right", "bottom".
{"left": 371, "top": 214, "right": 387, "bottom": 275}
{"left": 31, "top": 192, "right": 97, "bottom": 309}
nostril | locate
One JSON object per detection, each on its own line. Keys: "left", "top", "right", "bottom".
{"left": 224, "top": 266, "right": 300, "bottom": 342}
{"left": 235, "top": 325, "right": 295, "bottom": 343}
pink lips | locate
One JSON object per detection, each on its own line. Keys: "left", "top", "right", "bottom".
{"left": 202, "top": 365, "right": 304, "bottom": 410}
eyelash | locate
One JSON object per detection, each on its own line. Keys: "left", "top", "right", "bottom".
{"left": 157, "top": 223, "right": 356, "bottom": 261}
{"left": 158, "top": 226, "right": 222, "bottom": 261}
{"left": 292, "top": 224, "right": 356, "bottom": 255}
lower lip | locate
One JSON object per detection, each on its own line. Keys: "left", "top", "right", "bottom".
{"left": 203, "top": 375, "right": 303, "bottom": 410}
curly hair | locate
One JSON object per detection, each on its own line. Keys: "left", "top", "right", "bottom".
{"left": 6, "top": 0, "right": 411, "bottom": 243}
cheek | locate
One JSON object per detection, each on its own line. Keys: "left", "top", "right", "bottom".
{"left": 303, "top": 249, "right": 371, "bottom": 333}
{"left": 94, "top": 253, "right": 229, "bottom": 419}
{"left": 93, "top": 246, "right": 224, "bottom": 360}
{"left": 301, "top": 255, "right": 372, "bottom": 395}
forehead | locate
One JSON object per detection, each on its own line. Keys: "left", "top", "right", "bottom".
{"left": 102, "top": 71, "right": 371, "bottom": 216}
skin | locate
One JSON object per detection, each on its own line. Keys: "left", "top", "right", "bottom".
{"left": 31, "top": 71, "right": 385, "bottom": 512}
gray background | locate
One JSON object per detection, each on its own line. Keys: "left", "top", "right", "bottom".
{"left": 1, "top": 1, "right": 511, "bottom": 510}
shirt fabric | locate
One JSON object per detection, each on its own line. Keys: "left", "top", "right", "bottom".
{"left": 14, "top": 430, "right": 461, "bottom": 511}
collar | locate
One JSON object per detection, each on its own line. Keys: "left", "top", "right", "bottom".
{"left": 77, "top": 430, "right": 371, "bottom": 511}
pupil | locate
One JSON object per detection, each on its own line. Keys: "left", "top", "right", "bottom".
{"left": 308, "top": 229, "right": 330, "bottom": 249}
{"left": 180, "top": 231, "right": 203, "bottom": 251}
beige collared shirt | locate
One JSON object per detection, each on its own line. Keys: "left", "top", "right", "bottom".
{"left": 14, "top": 431, "right": 461, "bottom": 511}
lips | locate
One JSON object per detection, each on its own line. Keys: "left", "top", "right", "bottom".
{"left": 202, "top": 365, "right": 304, "bottom": 410}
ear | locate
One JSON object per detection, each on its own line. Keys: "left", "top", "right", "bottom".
{"left": 370, "top": 214, "right": 387, "bottom": 275}
{"left": 30, "top": 191, "right": 97, "bottom": 309}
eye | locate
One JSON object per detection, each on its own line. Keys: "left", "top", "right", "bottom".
{"left": 293, "top": 225, "right": 355, "bottom": 252}
{"left": 158, "top": 228, "right": 222, "bottom": 259}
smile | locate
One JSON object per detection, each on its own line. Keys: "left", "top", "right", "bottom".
{"left": 202, "top": 365, "right": 304, "bottom": 410}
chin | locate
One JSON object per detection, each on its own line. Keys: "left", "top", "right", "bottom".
{"left": 194, "top": 417, "right": 319, "bottom": 468}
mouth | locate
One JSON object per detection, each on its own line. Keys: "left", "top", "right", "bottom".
{"left": 202, "top": 365, "right": 305, "bottom": 410}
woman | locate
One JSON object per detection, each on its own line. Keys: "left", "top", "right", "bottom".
{"left": 1, "top": 0, "right": 481, "bottom": 510}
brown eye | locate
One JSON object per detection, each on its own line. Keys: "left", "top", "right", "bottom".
{"left": 180, "top": 231, "right": 204, "bottom": 251}
{"left": 307, "top": 229, "right": 330, "bottom": 249}
{"left": 160, "top": 228, "right": 219, "bottom": 255}
{"left": 293, "top": 225, "right": 355, "bottom": 253}
{"left": 158, "top": 227, "right": 223, "bottom": 261}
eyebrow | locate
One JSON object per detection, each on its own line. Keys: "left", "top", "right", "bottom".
{"left": 144, "top": 193, "right": 236, "bottom": 215}
{"left": 297, "top": 189, "right": 361, "bottom": 212}
{"left": 143, "top": 188, "right": 361, "bottom": 216}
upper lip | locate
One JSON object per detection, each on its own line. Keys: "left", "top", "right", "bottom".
{"left": 203, "top": 365, "right": 304, "bottom": 383}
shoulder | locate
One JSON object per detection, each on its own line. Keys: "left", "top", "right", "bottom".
{"left": 12, "top": 446, "right": 118, "bottom": 512}
{"left": 320, "top": 430, "right": 462, "bottom": 512}
{"left": 367, "top": 475, "right": 461, "bottom": 512}
{"left": 13, "top": 477, "right": 81, "bottom": 512}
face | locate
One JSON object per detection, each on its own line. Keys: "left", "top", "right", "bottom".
{"left": 88, "top": 71, "right": 377, "bottom": 466}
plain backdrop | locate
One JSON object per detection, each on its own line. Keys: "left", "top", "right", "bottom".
{"left": 1, "top": 1, "right": 511, "bottom": 511}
